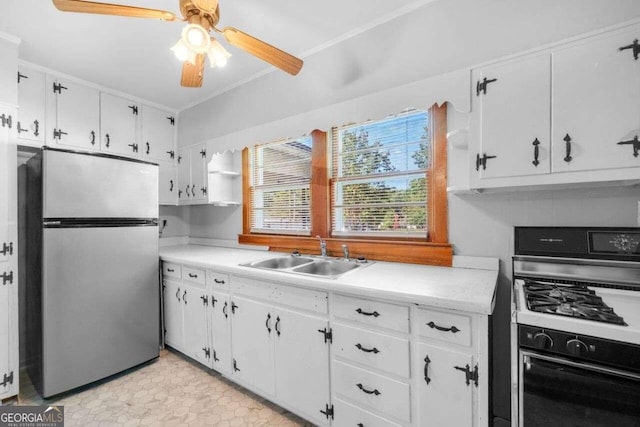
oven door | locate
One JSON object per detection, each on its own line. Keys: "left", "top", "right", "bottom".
{"left": 519, "top": 350, "right": 640, "bottom": 427}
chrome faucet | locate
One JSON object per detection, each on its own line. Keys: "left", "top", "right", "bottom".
{"left": 316, "top": 235, "right": 327, "bottom": 257}
{"left": 342, "top": 244, "right": 349, "bottom": 261}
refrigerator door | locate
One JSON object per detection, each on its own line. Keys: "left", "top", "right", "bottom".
{"left": 42, "top": 149, "right": 158, "bottom": 219}
{"left": 41, "top": 224, "right": 159, "bottom": 397}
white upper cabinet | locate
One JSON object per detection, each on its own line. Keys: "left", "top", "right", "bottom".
{"left": 177, "top": 145, "right": 207, "bottom": 204}
{"left": 47, "top": 76, "right": 100, "bottom": 150}
{"left": 142, "top": 105, "right": 176, "bottom": 163}
{"left": 0, "top": 38, "right": 18, "bottom": 105}
{"left": 100, "top": 93, "right": 139, "bottom": 156}
{"left": 552, "top": 26, "right": 640, "bottom": 172}
{"left": 470, "top": 53, "right": 551, "bottom": 181}
{"left": 16, "top": 66, "right": 45, "bottom": 143}
{"left": 159, "top": 163, "right": 178, "bottom": 205}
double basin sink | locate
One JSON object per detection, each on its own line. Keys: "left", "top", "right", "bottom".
{"left": 241, "top": 254, "right": 371, "bottom": 279}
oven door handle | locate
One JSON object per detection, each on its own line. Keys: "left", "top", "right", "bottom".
{"left": 521, "top": 350, "right": 640, "bottom": 381}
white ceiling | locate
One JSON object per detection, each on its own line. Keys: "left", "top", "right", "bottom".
{"left": 0, "top": 0, "right": 430, "bottom": 111}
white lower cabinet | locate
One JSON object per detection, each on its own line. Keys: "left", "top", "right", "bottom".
{"left": 418, "top": 344, "right": 474, "bottom": 427}
{"left": 161, "top": 262, "right": 488, "bottom": 427}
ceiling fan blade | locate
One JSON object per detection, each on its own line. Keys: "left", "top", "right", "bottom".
{"left": 220, "top": 27, "right": 303, "bottom": 76}
{"left": 181, "top": 54, "right": 205, "bottom": 88}
{"left": 52, "top": 0, "right": 178, "bottom": 21}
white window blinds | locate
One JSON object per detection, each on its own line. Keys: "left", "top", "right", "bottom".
{"left": 331, "top": 110, "right": 429, "bottom": 238}
{"left": 250, "top": 136, "right": 312, "bottom": 235}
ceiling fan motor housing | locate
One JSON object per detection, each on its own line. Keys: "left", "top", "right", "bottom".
{"left": 180, "top": 0, "right": 219, "bottom": 29}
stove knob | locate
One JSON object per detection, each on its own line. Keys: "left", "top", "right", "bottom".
{"left": 533, "top": 332, "right": 554, "bottom": 350}
{"left": 566, "top": 338, "right": 588, "bottom": 356}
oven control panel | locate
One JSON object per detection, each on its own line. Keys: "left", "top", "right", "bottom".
{"left": 519, "top": 325, "right": 640, "bottom": 374}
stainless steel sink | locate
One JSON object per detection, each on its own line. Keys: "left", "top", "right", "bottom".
{"left": 244, "top": 256, "right": 314, "bottom": 269}
{"left": 241, "top": 254, "right": 371, "bottom": 279}
{"left": 292, "top": 259, "right": 360, "bottom": 277}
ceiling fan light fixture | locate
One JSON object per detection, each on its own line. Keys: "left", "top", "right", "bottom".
{"left": 182, "top": 23, "right": 211, "bottom": 53}
{"left": 207, "top": 38, "right": 231, "bottom": 68}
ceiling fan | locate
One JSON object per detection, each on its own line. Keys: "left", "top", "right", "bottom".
{"left": 52, "top": 0, "right": 304, "bottom": 87}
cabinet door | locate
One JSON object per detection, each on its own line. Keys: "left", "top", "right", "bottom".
{"left": 418, "top": 344, "right": 474, "bottom": 427}
{"left": 100, "top": 93, "right": 139, "bottom": 156}
{"left": 0, "top": 285, "right": 10, "bottom": 399}
{"left": 159, "top": 163, "right": 178, "bottom": 205}
{"left": 274, "top": 307, "right": 330, "bottom": 426}
{"left": 163, "top": 280, "right": 184, "bottom": 351}
{"left": 230, "top": 296, "right": 275, "bottom": 396}
{"left": 190, "top": 145, "right": 207, "bottom": 201}
{"left": 177, "top": 148, "right": 191, "bottom": 203}
{"left": 182, "top": 283, "right": 210, "bottom": 366}
{"left": 471, "top": 54, "right": 551, "bottom": 179}
{"left": 51, "top": 78, "right": 100, "bottom": 149}
{"left": 142, "top": 105, "right": 176, "bottom": 163}
{"left": 552, "top": 26, "right": 640, "bottom": 172}
{"left": 210, "top": 291, "right": 231, "bottom": 375}
{"left": 17, "top": 66, "right": 45, "bottom": 143}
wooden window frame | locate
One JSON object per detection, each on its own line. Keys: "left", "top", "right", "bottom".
{"left": 239, "top": 104, "right": 451, "bottom": 266}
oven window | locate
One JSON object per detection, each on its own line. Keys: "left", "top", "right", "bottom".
{"left": 522, "top": 354, "right": 640, "bottom": 426}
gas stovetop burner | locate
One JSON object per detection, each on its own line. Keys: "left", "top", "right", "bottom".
{"left": 523, "top": 280, "right": 627, "bottom": 326}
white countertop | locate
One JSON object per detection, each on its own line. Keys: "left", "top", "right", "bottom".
{"left": 159, "top": 244, "right": 499, "bottom": 315}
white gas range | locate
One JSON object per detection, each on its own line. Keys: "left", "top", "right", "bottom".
{"left": 510, "top": 227, "right": 640, "bottom": 427}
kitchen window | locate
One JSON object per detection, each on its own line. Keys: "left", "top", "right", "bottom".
{"left": 240, "top": 104, "right": 450, "bottom": 265}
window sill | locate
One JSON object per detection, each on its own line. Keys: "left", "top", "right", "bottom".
{"left": 238, "top": 234, "right": 452, "bottom": 266}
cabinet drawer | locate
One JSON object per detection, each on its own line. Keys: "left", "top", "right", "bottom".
{"left": 333, "top": 361, "right": 411, "bottom": 422}
{"left": 417, "top": 308, "right": 472, "bottom": 347}
{"left": 333, "top": 294, "right": 409, "bottom": 333}
{"left": 162, "top": 262, "right": 181, "bottom": 279}
{"left": 232, "top": 276, "right": 275, "bottom": 301}
{"left": 333, "top": 323, "right": 409, "bottom": 378}
{"left": 275, "top": 284, "right": 328, "bottom": 314}
{"left": 207, "top": 270, "right": 230, "bottom": 290}
{"left": 182, "top": 266, "right": 205, "bottom": 286}
{"left": 333, "top": 398, "right": 402, "bottom": 427}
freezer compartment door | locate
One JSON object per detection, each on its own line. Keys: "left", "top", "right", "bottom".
{"left": 43, "top": 149, "right": 158, "bottom": 219}
{"left": 41, "top": 225, "right": 159, "bottom": 397}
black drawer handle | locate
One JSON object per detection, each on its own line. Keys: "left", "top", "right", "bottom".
{"left": 183, "top": 290, "right": 187, "bottom": 304}
{"left": 355, "top": 308, "right": 380, "bottom": 317}
{"left": 223, "top": 301, "right": 228, "bottom": 318}
{"left": 175, "top": 287, "right": 181, "bottom": 301}
{"left": 214, "top": 278, "right": 225, "bottom": 284}
{"left": 563, "top": 133, "right": 573, "bottom": 163}
{"left": 188, "top": 273, "right": 198, "bottom": 278}
{"left": 355, "top": 343, "right": 379, "bottom": 354}
{"left": 265, "top": 313, "right": 272, "bottom": 334}
{"left": 275, "top": 316, "right": 281, "bottom": 336}
{"left": 532, "top": 138, "right": 540, "bottom": 166}
{"left": 356, "top": 383, "right": 381, "bottom": 396}
{"left": 90, "top": 130, "right": 95, "bottom": 145}
{"left": 167, "top": 268, "right": 174, "bottom": 272}
{"left": 427, "top": 321, "right": 460, "bottom": 333}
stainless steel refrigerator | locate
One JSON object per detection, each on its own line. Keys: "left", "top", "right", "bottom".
{"left": 25, "top": 147, "right": 160, "bottom": 398}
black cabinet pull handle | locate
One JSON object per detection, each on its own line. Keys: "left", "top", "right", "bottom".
{"left": 424, "top": 355, "right": 432, "bottom": 384}
{"left": 167, "top": 268, "right": 174, "bottom": 272}
{"left": 427, "top": 321, "right": 460, "bottom": 333}
{"left": 355, "top": 308, "right": 380, "bottom": 317}
{"left": 357, "top": 424, "right": 364, "bottom": 427}
{"left": 185, "top": 186, "right": 190, "bottom": 197}
{"left": 175, "top": 287, "right": 181, "bottom": 301}
{"left": 146, "top": 142, "right": 150, "bottom": 155}
{"left": 169, "top": 180, "right": 174, "bottom": 192}
{"left": 233, "top": 359, "right": 240, "bottom": 372}
{"left": 275, "top": 316, "right": 281, "bottom": 336}
{"left": 105, "top": 134, "right": 110, "bottom": 147}
{"left": 356, "top": 383, "right": 381, "bottom": 396}
{"left": 619, "top": 38, "right": 640, "bottom": 60}
{"left": 183, "top": 290, "right": 187, "bottom": 304}
{"left": 90, "top": 130, "right": 96, "bottom": 145}
{"left": 214, "top": 278, "right": 225, "bottom": 284}
{"left": 188, "top": 273, "right": 198, "bottom": 278}
{"left": 192, "top": 185, "right": 197, "bottom": 197}
{"left": 265, "top": 313, "right": 272, "bottom": 334}
{"left": 231, "top": 302, "right": 238, "bottom": 314}
{"left": 33, "top": 120, "right": 39, "bottom": 137}
{"left": 211, "top": 295, "right": 218, "bottom": 308}
{"left": 563, "top": 134, "right": 573, "bottom": 163}
{"left": 617, "top": 135, "right": 640, "bottom": 158}
{"left": 355, "top": 343, "right": 379, "bottom": 354}
{"left": 223, "top": 301, "right": 228, "bottom": 318}
{"left": 532, "top": 138, "right": 540, "bottom": 166}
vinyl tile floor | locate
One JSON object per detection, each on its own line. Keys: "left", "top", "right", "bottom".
{"left": 8, "top": 349, "right": 312, "bottom": 427}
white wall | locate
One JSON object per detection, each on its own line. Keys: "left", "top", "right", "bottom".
{"left": 173, "top": 1, "right": 640, "bottom": 422}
